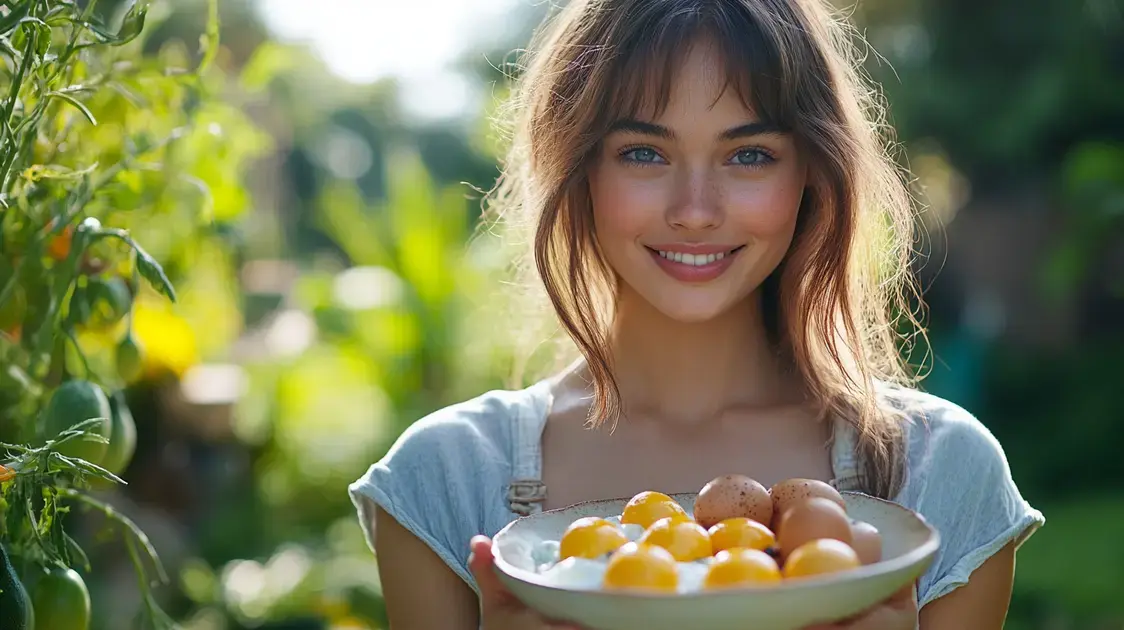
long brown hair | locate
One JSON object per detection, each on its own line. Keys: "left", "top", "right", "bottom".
{"left": 478, "top": 0, "right": 927, "bottom": 499}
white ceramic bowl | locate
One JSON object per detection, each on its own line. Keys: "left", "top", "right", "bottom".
{"left": 492, "top": 491, "right": 939, "bottom": 630}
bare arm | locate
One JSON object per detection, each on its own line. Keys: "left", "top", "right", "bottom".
{"left": 374, "top": 505, "right": 481, "bottom": 630}
{"left": 919, "top": 541, "right": 1017, "bottom": 629}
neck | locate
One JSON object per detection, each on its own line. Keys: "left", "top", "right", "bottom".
{"left": 602, "top": 289, "right": 806, "bottom": 426}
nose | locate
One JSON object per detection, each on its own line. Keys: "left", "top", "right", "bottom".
{"left": 666, "top": 168, "right": 722, "bottom": 231}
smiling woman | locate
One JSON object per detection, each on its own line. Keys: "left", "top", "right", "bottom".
{"left": 588, "top": 56, "right": 809, "bottom": 325}
{"left": 347, "top": 1, "right": 1044, "bottom": 629}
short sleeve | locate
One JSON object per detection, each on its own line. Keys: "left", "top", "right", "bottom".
{"left": 347, "top": 401, "right": 515, "bottom": 592}
{"left": 900, "top": 401, "right": 1045, "bottom": 607}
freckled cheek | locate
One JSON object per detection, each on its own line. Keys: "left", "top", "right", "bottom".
{"left": 726, "top": 181, "right": 804, "bottom": 238}
{"left": 590, "top": 174, "right": 669, "bottom": 242}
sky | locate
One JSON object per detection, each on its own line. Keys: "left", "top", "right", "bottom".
{"left": 254, "top": 0, "right": 523, "bottom": 120}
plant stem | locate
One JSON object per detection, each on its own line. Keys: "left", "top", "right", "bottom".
{"left": 58, "top": 487, "right": 169, "bottom": 584}
{"left": 0, "top": 2, "right": 42, "bottom": 193}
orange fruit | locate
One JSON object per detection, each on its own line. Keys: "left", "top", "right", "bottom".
{"left": 702, "top": 548, "right": 782, "bottom": 589}
{"left": 620, "top": 491, "right": 690, "bottom": 530}
{"left": 782, "top": 539, "right": 861, "bottom": 579}
{"left": 708, "top": 517, "right": 776, "bottom": 553}
{"left": 559, "top": 517, "right": 629, "bottom": 560}
{"left": 639, "top": 517, "right": 712, "bottom": 562}
{"left": 47, "top": 226, "right": 73, "bottom": 262}
{"left": 602, "top": 542, "right": 679, "bottom": 593}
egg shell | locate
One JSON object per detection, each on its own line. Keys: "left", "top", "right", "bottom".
{"left": 849, "top": 519, "right": 883, "bottom": 565}
{"left": 776, "top": 496, "right": 854, "bottom": 557}
{"left": 768, "top": 478, "right": 845, "bottom": 529}
{"left": 693, "top": 475, "right": 773, "bottom": 530}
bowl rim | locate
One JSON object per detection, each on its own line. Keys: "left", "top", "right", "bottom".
{"left": 491, "top": 490, "right": 941, "bottom": 600}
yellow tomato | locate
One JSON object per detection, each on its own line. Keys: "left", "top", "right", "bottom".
{"left": 708, "top": 517, "right": 776, "bottom": 554}
{"left": 602, "top": 543, "right": 678, "bottom": 593}
{"left": 782, "top": 539, "right": 861, "bottom": 579}
{"left": 639, "top": 517, "right": 712, "bottom": 562}
{"left": 620, "top": 491, "right": 690, "bottom": 530}
{"left": 702, "top": 548, "right": 782, "bottom": 589}
{"left": 559, "top": 517, "right": 629, "bottom": 561}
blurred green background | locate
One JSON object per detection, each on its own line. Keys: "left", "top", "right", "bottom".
{"left": 60, "top": 0, "right": 1123, "bottom": 628}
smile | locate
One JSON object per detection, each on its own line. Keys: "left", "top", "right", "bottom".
{"left": 644, "top": 245, "right": 746, "bottom": 283}
{"left": 652, "top": 247, "right": 743, "bottom": 266}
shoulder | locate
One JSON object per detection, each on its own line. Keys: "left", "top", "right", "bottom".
{"left": 879, "top": 385, "right": 1045, "bottom": 607}
{"left": 883, "top": 385, "right": 1010, "bottom": 480}
{"left": 347, "top": 382, "right": 551, "bottom": 591}
{"left": 381, "top": 385, "right": 539, "bottom": 463}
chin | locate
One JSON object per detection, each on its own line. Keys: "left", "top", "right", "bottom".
{"left": 648, "top": 294, "right": 741, "bottom": 324}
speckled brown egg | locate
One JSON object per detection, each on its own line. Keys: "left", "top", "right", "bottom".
{"left": 849, "top": 520, "right": 883, "bottom": 565}
{"left": 692, "top": 475, "right": 773, "bottom": 530}
{"left": 776, "top": 497, "right": 854, "bottom": 558}
{"left": 769, "top": 478, "right": 845, "bottom": 529}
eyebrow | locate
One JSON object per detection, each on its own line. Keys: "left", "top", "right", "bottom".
{"left": 606, "top": 118, "right": 786, "bottom": 141}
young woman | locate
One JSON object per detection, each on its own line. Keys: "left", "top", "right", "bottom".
{"left": 349, "top": 0, "right": 1044, "bottom": 627}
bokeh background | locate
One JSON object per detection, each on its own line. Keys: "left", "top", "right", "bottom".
{"left": 66, "top": 0, "right": 1122, "bottom": 628}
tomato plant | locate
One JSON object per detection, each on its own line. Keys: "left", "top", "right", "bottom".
{"left": 0, "top": 1, "right": 234, "bottom": 628}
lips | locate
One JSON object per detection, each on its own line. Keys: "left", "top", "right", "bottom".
{"left": 645, "top": 245, "right": 746, "bottom": 283}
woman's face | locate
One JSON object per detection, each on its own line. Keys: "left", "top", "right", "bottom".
{"left": 589, "top": 38, "right": 808, "bottom": 323}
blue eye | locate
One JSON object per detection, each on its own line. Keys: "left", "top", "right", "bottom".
{"left": 620, "top": 147, "right": 664, "bottom": 164}
{"left": 731, "top": 148, "right": 774, "bottom": 167}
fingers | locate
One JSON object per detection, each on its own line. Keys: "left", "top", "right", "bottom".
{"left": 469, "top": 535, "right": 513, "bottom": 611}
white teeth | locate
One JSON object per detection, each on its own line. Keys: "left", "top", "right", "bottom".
{"left": 656, "top": 250, "right": 732, "bottom": 266}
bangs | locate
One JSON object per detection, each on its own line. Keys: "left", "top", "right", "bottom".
{"left": 600, "top": 1, "right": 798, "bottom": 130}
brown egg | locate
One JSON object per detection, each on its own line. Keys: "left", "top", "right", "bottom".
{"left": 693, "top": 475, "right": 773, "bottom": 530}
{"left": 849, "top": 520, "right": 883, "bottom": 565}
{"left": 776, "top": 497, "right": 854, "bottom": 558}
{"left": 769, "top": 478, "right": 845, "bottom": 529}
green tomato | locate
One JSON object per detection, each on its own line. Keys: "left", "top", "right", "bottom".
{"left": 100, "top": 392, "right": 137, "bottom": 478}
{"left": 40, "top": 380, "right": 112, "bottom": 466}
{"left": 115, "top": 334, "right": 144, "bottom": 384}
{"left": 80, "top": 277, "right": 133, "bottom": 331}
{"left": 28, "top": 567, "right": 90, "bottom": 630}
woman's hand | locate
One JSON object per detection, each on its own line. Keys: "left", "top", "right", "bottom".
{"left": 469, "top": 536, "right": 587, "bottom": 630}
{"left": 803, "top": 582, "right": 918, "bottom": 630}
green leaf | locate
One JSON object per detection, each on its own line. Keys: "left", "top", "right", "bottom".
{"left": 133, "top": 240, "right": 176, "bottom": 303}
{"left": 0, "top": 14, "right": 40, "bottom": 41}
{"left": 196, "top": 0, "right": 219, "bottom": 76}
{"left": 113, "top": 1, "right": 150, "bottom": 47}
{"left": 34, "top": 21, "right": 50, "bottom": 57}
{"left": 87, "top": 227, "right": 176, "bottom": 302}
{"left": 81, "top": 1, "right": 149, "bottom": 47}
{"left": 64, "top": 533, "right": 91, "bottom": 572}
{"left": 0, "top": 4, "right": 32, "bottom": 38}
{"left": 51, "top": 452, "right": 126, "bottom": 486}
{"left": 0, "top": 37, "right": 22, "bottom": 61}
{"left": 46, "top": 91, "right": 97, "bottom": 126}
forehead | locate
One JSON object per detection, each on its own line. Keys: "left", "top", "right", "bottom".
{"left": 594, "top": 5, "right": 794, "bottom": 133}
{"left": 643, "top": 39, "right": 758, "bottom": 124}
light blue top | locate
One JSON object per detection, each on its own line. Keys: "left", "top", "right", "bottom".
{"left": 348, "top": 378, "right": 1044, "bottom": 609}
